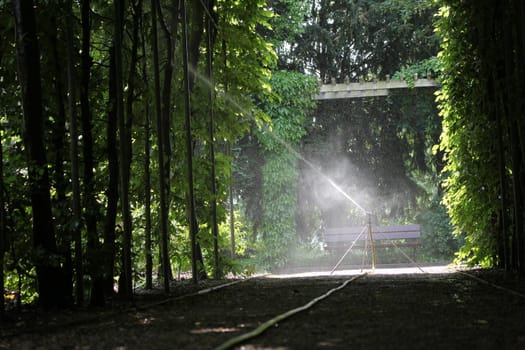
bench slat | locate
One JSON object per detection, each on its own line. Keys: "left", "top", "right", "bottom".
{"left": 373, "top": 224, "right": 420, "bottom": 234}
{"left": 324, "top": 224, "right": 421, "bottom": 243}
{"left": 373, "top": 230, "right": 420, "bottom": 240}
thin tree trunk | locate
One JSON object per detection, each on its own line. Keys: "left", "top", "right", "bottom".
{"left": 151, "top": 0, "right": 171, "bottom": 293}
{"left": 103, "top": 46, "right": 119, "bottom": 296}
{"left": 181, "top": 0, "right": 201, "bottom": 283}
{"left": 115, "top": 0, "right": 133, "bottom": 300}
{"left": 188, "top": 0, "right": 204, "bottom": 90}
{"left": 144, "top": 101, "right": 153, "bottom": 290}
{"left": 223, "top": 40, "right": 236, "bottom": 259}
{"left": 117, "top": 0, "right": 142, "bottom": 296}
{"left": 141, "top": 22, "right": 153, "bottom": 289}
{"left": 510, "top": 1, "right": 525, "bottom": 272}
{"left": 157, "top": 0, "right": 178, "bottom": 188}
{"left": 508, "top": 0, "right": 525, "bottom": 273}
{"left": 65, "top": 0, "right": 84, "bottom": 305}
{"left": 0, "top": 122, "right": 5, "bottom": 314}
{"left": 502, "top": 3, "right": 523, "bottom": 271}
{"left": 50, "top": 13, "right": 73, "bottom": 303}
{"left": 205, "top": 0, "right": 219, "bottom": 278}
{"left": 228, "top": 143, "right": 236, "bottom": 259}
{"left": 13, "top": 0, "right": 68, "bottom": 308}
{"left": 185, "top": 0, "right": 208, "bottom": 280}
{"left": 80, "top": 0, "right": 103, "bottom": 306}
{"left": 510, "top": 125, "right": 523, "bottom": 271}
{"left": 125, "top": 0, "right": 141, "bottom": 164}
{"left": 495, "top": 104, "right": 509, "bottom": 269}
{"left": 157, "top": 0, "right": 178, "bottom": 284}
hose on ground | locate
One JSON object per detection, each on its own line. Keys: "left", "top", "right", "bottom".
{"left": 215, "top": 273, "right": 367, "bottom": 350}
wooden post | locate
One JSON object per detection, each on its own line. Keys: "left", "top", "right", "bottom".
{"left": 367, "top": 213, "right": 376, "bottom": 270}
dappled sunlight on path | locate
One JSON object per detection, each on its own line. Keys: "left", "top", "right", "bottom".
{"left": 267, "top": 264, "right": 455, "bottom": 279}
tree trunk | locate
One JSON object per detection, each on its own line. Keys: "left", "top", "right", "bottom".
{"left": 13, "top": 0, "right": 68, "bottom": 308}
{"left": 508, "top": 0, "right": 525, "bottom": 273}
{"left": 141, "top": 22, "right": 153, "bottom": 289}
{"left": 115, "top": 0, "right": 133, "bottom": 300}
{"left": 223, "top": 41, "right": 236, "bottom": 259}
{"left": 151, "top": 0, "right": 171, "bottom": 293}
{"left": 510, "top": 124, "right": 523, "bottom": 271}
{"left": 205, "top": 0, "right": 220, "bottom": 278}
{"left": 116, "top": 0, "right": 143, "bottom": 297}
{"left": 125, "top": 0, "right": 140, "bottom": 162}
{"left": 80, "top": 0, "right": 104, "bottom": 306}
{"left": 116, "top": 0, "right": 142, "bottom": 297}
{"left": 157, "top": 0, "right": 179, "bottom": 185}
{"left": 103, "top": 46, "right": 119, "bottom": 296}
{"left": 185, "top": 0, "right": 209, "bottom": 280}
{"left": 157, "top": 0, "right": 180, "bottom": 284}
{"left": 495, "top": 99, "right": 509, "bottom": 269}
{"left": 501, "top": 2, "right": 523, "bottom": 272}
{"left": 188, "top": 0, "right": 204, "bottom": 91}
{"left": 144, "top": 97, "right": 153, "bottom": 290}
{"left": 515, "top": 0, "right": 525, "bottom": 273}
{"left": 182, "top": 0, "right": 202, "bottom": 283}
{"left": 0, "top": 121, "right": 5, "bottom": 314}
{"left": 50, "top": 12, "right": 73, "bottom": 303}
{"left": 228, "top": 147, "right": 236, "bottom": 259}
{"left": 65, "top": 0, "right": 84, "bottom": 305}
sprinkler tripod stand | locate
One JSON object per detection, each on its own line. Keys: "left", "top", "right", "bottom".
{"left": 367, "top": 212, "right": 376, "bottom": 270}
{"left": 329, "top": 212, "right": 377, "bottom": 275}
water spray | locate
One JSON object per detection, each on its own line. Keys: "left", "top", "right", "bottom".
{"left": 191, "top": 67, "right": 380, "bottom": 274}
{"left": 189, "top": 67, "right": 370, "bottom": 215}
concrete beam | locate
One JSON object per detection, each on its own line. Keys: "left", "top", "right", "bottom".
{"left": 315, "top": 78, "right": 440, "bottom": 100}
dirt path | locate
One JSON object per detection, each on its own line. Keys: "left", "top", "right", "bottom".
{"left": 2, "top": 268, "right": 525, "bottom": 349}
{"left": 240, "top": 272, "right": 525, "bottom": 349}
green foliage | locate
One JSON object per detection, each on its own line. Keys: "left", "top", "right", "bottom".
{"left": 254, "top": 71, "right": 318, "bottom": 270}
{"left": 266, "top": 0, "right": 309, "bottom": 45}
{"left": 435, "top": 0, "right": 525, "bottom": 272}
{"left": 289, "top": 1, "right": 446, "bottom": 260}
{"left": 257, "top": 71, "right": 318, "bottom": 152}
{"left": 279, "top": 235, "right": 326, "bottom": 269}
{"left": 292, "top": 0, "right": 440, "bottom": 81}
{"left": 230, "top": 72, "right": 320, "bottom": 272}
{"left": 216, "top": 0, "right": 277, "bottom": 100}
{"left": 1, "top": 98, "right": 37, "bottom": 304}
{"left": 393, "top": 56, "right": 443, "bottom": 86}
{"left": 162, "top": 209, "right": 255, "bottom": 278}
{"left": 419, "top": 196, "right": 459, "bottom": 262}
{"left": 0, "top": 0, "right": 285, "bottom": 304}
{"left": 165, "top": 0, "right": 281, "bottom": 279}
{"left": 264, "top": 0, "right": 310, "bottom": 69}
{"left": 258, "top": 152, "right": 299, "bottom": 269}
{"left": 5, "top": 0, "right": 507, "bottom": 305}
{"left": 435, "top": 2, "right": 505, "bottom": 267}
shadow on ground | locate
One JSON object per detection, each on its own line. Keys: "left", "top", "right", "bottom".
{"left": 2, "top": 266, "right": 525, "bottom": 349}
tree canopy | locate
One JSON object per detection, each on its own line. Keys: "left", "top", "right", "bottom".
{"left": 286, "top": 0, "right": 440, "bottom": 81}
{"left": 1, "top": 0, "right": 278, "bottom": 308}
{"left": 3, "top": 0, "right": 518, "bottom": 310}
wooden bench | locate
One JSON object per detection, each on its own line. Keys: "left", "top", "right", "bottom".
{"left": 323, "top": 224, "right": 421, "bottom": 254}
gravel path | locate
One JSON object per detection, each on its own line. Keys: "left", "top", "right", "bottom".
{"left": 2, "top": 267, "right": 525, "bottom": 349}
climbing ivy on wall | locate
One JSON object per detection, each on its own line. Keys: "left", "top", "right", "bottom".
{"left": 436, "top": 0, "right": 525, "bottom": 271}
{"left": 256, "top": 71, "right": 318, "bottom": 269}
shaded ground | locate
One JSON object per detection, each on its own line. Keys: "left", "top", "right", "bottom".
{"left": 1, "top": 267, "right": 525, "bottom": 349}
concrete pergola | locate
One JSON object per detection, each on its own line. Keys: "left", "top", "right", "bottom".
{"left": 315, "top": 78, "right": 440, "bottom": 100}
